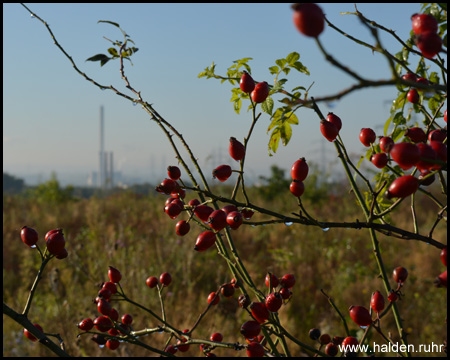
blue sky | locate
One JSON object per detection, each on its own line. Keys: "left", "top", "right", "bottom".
{"left": 3, "top": 3, "right": 427, "bottom": 186}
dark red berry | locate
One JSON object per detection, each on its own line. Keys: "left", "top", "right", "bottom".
{"left": 121, "top": 313, "right": 133, "bottom": 325}
{"left": 379, "top": 136, "right": 394, "bottom": 153}
{"left": 280, "top": 274, "right": 296, "bottom": 288}
{"left": 429, "top": 141, "right": 447, "bottom": 169}
{"left": 102, "top": 281, "right": 117, "bottom": 295}
{"left": 393, "top": 266, "right": 408, "bottom": 284}
{"left": 435, "top": 270, "right": 447, "bottom": 288}
{"left": 402, "top": 72, "right": 417, "bottom": 83}
{"left": 160, "top": 272, "right": 172, "bottom": 287}
{"left": 108, "top": 266, "right": 122, "bottom": 283}
{"left": 387, "top": 290, "right": 398, "bottom": 302}
{"left": 349, "top": 305, "right": 372, "bottom": 327}
{"left": 415, "top": 143, "right": 437, "bottom": 171}
{"left": 93, "top": 316, "right": 113, "bottom": 332}
{"left": 291, "top": 158, "right": 309, "bottom": 181}
{"left": 210, "top": 333, "right": 223, "bottom": 342}
{"left": 279, "top": 287, "right": 292, "bottom": 300}
{"left": 106, "top": 339, "right": 120, "bottom": 350}
{"left": 212, "top": 164, "right": 232, "bottom": 182}
{"left": 194, "top": 205, "right": 214, "bottom": 222}
{"left": 371, "top": 153, "right": 388, "bottom": 169}
{"left": 175, "top": 220, "right": 190, "bottom": 236}
{"left": 21, "top": 226, "right": 39, "bottom": 247}
{"left": 221, "top": 283, "right": 235, "bottom": 298}
{"left": 207, "top": 292, "right": 220, "bottom": 305}
{"left": 412, "top": 13, "right": 438, "bottom": 35}
{"left": 241, "top": 208, "right": 254, "bottom": 220}
{"left": 325, "top": 342, "right": 338, "bottom": 357}
{"left": 165, "top": 201, "right": 183, "bottom": 219}
{"left": 407, "top": 89, "right": 420, "bottom": 103}
{"left": 240, "top": 71, "right": 255, "bottom": 93}
{"left": 23, "top": 323, "right": 43, "bottom": 342}
{"left": 156, "top": 178, "right": 177, "bottom": 195}
{"left": 319, "top": 334, "right": 331, "bottom": 345}
{"left": 291, "top": 3, "right": 324, "bottom": 37}
{"left": 97, "top": 299, "right": 112, "bottom": 316}
{"left": 428, "top": 129, "right": 447, "bottom": 143}
{"left": 78, "top": 318, "right": 94, "bottom": 331}
{"left": 250, "top": 302, "right": 270, "bottom": 323}
{"left": 390, "top": 142, "right": 420, "bottom": 170}
{"left": 320, "top": 119, "right": 339, "bottom": 142}
{"left": 45, "top": 228, "right": 60, "bottom": 242}
{"left": 208, "top": 209, "right": 228, "bottom": 231}
{"left": 370, "top": 291, "right": 385, "bottom": 313}
{"left": 229, "top": 137, "right": 246, "bottom": 161}
{"left": 405, "top": 127, "right": 427, "bottom": 143}
{"left": 240, "top": 320, "right": 261, "bottom": 339}
{"left": 226, "top": 211, "right": 243, "bottom": 230}
{"left": 238, "top": 294, "right": 251, "bottom": 308}
{"left": 290, "top": 180, "right": 304, "bottom": 197}
{"left": 326, "top": 112, "right": 342, "bottom": 131}
{"left": 386, "top": 175, "right": 419, "bottom": 199}
{"left": 441, "top": 247, "right": 447, "bottom": 267}
{"left": 265, "top": 292, "right": 283, "bottom": 313}
{"left": 247, "top": 342, "right": 265, "bottom": 357}
{"left": 359, "top": 128, "right": 376, "bottom": 147}
{"left": 167, "top": 166, "right": 181, "bottom": 181}
{"left": 341, "top": 337, "right": 359, "bottom": 353}
{"left": 415, "top": 31, "right": 442, "bottom": 59}
{"left": 265, "top": 274, "right": 279, "bottom": 289}
{"left": 194, "top": 231, "right": 216, "bottom": 252}
{"left": 309, "top": 328, "right": 321, "bottom": 340}
{"left": 221, "top": 204, "right": 238, "bottom": 214}
{"left": 46, "top": 229, "right": 66, "bottom": 256}
{"left": 251, "top": 81, "right": 270, "bottom": 104}
{"left": 146, "top": 276, "right": 158, "bottom": 288}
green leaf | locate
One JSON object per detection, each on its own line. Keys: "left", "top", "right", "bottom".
{"left": 268, "top": 128, "right": 281, "bottom": 155}
{"left": 280, "top": 122, "right": 292, "bottom": 146}
{"left": 86, "top": 54, "right": 111, "bottom": 66}
{"left": 261, "top": 96, "right": 274, "bottom": 116}
{"left": 286, "top": 52, "right": 300, "bottom": 65}
{"left": 108, "top": 48, "right": 119, "bottom": 57}
{"left": 268, "top": 66, "right": 280, "bottom": 75}
{"left": 233, "top": 98, "right": 242, "bottom": 114}
{"left": 291, "top": 61, "right": 310, "bottom": 75}
{"left": 275, "top": 58, "right": 287, "bottom": 69}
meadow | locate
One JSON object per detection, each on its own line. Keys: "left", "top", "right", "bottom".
{"left": 2, "top": 176, "right": 447, "bottom": 357}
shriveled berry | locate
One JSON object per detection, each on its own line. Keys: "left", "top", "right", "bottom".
{"left": 238, "top": 294, "right": 251, "bottom": 308}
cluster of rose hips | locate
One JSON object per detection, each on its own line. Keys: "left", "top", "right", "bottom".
{"left": 308, "top": 328, "right": 358, "bottom": 357}
{"left": 21, "top": 226, "right": 68, "bottom": 259}
{"left": 158, "top": 158, "right": 257, "bottom": 252}
{"left": 412, "top": 13, "right": 443, "bottom": 59}
{"left": 359, "top": 117, "right": 447, "bottom": 199}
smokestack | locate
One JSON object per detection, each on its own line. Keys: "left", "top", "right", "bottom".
{"left": 99, "top": 106, "right": 104, "bottom": 188}
{"left": 109, "top": 152, "right": 114, "bottom": 188}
